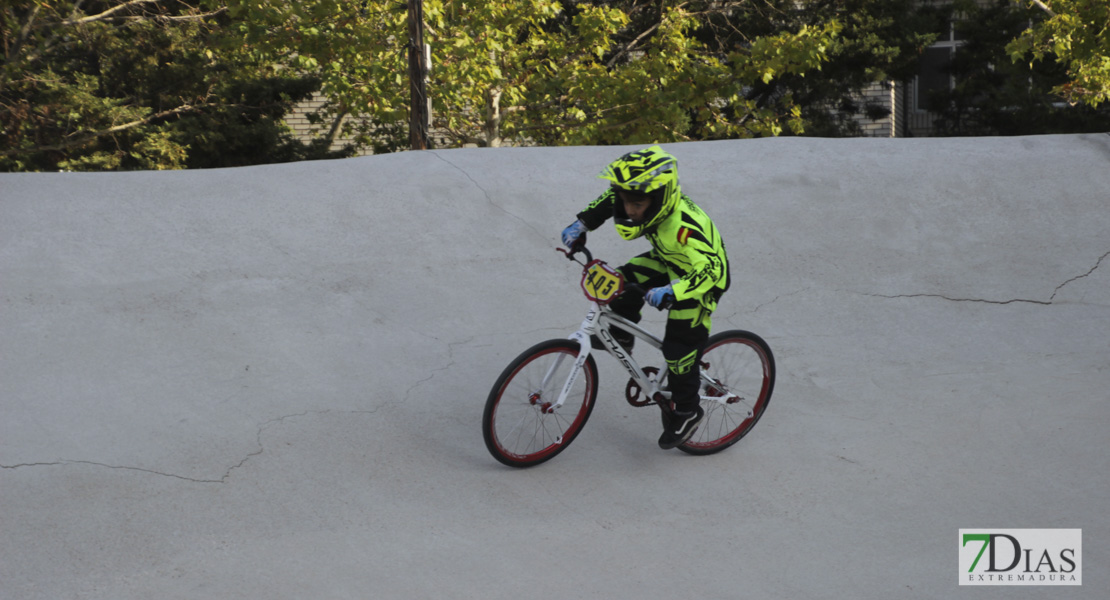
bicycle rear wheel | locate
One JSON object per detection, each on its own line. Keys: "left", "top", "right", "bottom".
{"left": 482, "top": 339, "right": 599, "bottom": 468}
{"left": 679, "top": 330, "right": 775, "bottom": 455}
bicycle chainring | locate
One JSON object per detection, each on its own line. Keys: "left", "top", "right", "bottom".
{"left": 625, "top": 366, "right": 661, "bottom": 407}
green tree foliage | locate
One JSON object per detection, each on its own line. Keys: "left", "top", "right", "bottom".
{"left": 226, "top": 0, "right": 841, "bottom": 150}
{"left": 925, "top": 1, "right": 1109, "bottom": 135}
{"left": 719, "top": 0, "right": 937, "bottom": 137}
{"left": 1, "top": 1, "right": 343, "bottom": 171}
{"left": 217, "top": 0, "right": 412, "bottom": 152}
{"left": 547, "top": 1, "right": 844, "bottom": 144}
{"left": 1008, "top": 0, "right": 1110, "bottom": 107}
{"left": 3, "top": 1, "right": 930, "bottom": 166}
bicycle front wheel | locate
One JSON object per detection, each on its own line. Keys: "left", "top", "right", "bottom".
{"left": 482, "top": 339, "right": 599, "bottom": 468}
{"left": 680, "top": 330, "right": 775, "bottom": 455}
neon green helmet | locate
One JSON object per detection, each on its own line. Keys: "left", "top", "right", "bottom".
{"left": 598, "top": 145, "right": 680, "bottom": 240}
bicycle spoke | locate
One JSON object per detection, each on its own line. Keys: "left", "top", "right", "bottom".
{"left": 679, "top": 331, "right": 774, "bottom": 454}
{"left": 483, "top": 341, "right": 598, "bottom": 467}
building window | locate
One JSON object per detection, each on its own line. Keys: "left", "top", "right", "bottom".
{"left": 914, "top": 19, "right": 966, "bottom": 112}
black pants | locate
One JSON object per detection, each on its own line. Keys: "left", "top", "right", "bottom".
{"left": 612, "top": 259, "right": 713, "bottom": 412}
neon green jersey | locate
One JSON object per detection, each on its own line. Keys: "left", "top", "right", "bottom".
{"left": 577, "top": 190, "right": 729, "bottom": 310}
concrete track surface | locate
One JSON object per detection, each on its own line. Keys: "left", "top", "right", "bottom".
{"left": 2, "top": 134, "right": 1108, "bottom": 599}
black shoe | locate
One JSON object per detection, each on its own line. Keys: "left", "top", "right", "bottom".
{"left": 658, "top": 405, "right": 705, "bottom": 450}
{"left": 590, "top": 327, "right": 635, "bottom": 352}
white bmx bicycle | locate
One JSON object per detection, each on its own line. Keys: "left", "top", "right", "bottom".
{"left": 482, "top": 246, "right": 775, "bottom": 468}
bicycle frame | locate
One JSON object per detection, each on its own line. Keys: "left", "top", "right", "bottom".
{"left": 543, "top": 301, "right": 664, "bottom": 411}
{"left": 545, "top": 268, "right": 741, "bottom": 414}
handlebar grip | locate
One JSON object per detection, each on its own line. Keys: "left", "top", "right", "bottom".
{"left": 563, "top": 229, "right": 587, "bottom": 254}
{"left": 562, "top": 243, "right": 591, "bottom": 263}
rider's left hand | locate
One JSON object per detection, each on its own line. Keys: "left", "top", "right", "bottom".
{"left": 645, "top": 284, "right": 675, "bottom": 309}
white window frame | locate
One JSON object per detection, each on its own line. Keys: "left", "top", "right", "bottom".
{"left": 914, "top": 20, "right": 966, "bottom": 113}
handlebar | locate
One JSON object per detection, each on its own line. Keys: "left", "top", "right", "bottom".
{"left": 558, "top": 243, "right": 592, "bottom": 264}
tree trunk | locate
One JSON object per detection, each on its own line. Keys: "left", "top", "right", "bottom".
{"left": 485, "top": 87, "right": 503, "bottom": 148}
{"left": 326, "top": 109, "right": 348, "bottom": 149}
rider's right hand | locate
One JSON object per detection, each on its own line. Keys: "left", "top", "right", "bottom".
{"left": 561, "top": 220, "right": 588, "bottom": 250}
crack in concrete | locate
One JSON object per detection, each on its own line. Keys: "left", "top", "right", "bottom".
{"left": 403, "top": 358, "right": 457, "bottom": 403}
{"left": 0, "top": 460, "right": 230, "bottom": 483}
{"left": 751, "top": 287, "right": 812, "bottom": 313}
{"left": 401, "top": 336, "right": 475, "bottom": 403}
{"left": 0, "top": 409, "right": 376, "bottom": 484}
{"left": 429, "top": 151, "right": 550, "bottom": 242}
{"left": 1048, "top": 250, "right": 1109, "bottom": 301}
{"left": 870, "top": 250, "right": 1109, "bottom": 306}
{"left": 868, "top": 293, "right": 1054, "bottom": 306}
{"left": 3, "top": 337, "right": 527, "bottom": 482}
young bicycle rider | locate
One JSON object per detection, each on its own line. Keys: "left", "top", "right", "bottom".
{"left": 561, "top": 145, "right": 730, "bottom": 449}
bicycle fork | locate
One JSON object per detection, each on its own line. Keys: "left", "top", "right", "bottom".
{"left": 534, "top": 305, "right": 604, "bottom": 414}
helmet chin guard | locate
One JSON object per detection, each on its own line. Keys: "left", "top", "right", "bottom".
{"left": 598, "top": 146, "right": 680, "bottom": 240}
{"left": 613, "top": 188, "right": 665, "bottom": 240}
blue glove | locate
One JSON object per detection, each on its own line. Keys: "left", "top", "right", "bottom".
{"left": 561, "top": 220, "right": 588, "bottom": 249}
{"left": 645, "top": 284, "right": 675, "bottom": 309}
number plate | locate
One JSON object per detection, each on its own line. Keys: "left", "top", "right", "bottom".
{"left": 580, "top": 260, "right": 624, "bottom": 304}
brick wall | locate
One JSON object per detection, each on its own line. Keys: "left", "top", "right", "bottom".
{"left": 848, "top": 81, "right": 898, "bottom": 137}
{"left": 284, "top": 93, "right": 374, "bottom": 156}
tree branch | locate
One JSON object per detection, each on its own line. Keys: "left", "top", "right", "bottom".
{"left": 434, "top": 122, "right": 485, "bottom": 147}
{"left": 603, "top": 1, "right": 749, "bottom": 69}
{"left": 61, "top": 0, "right": 162, "bottom": 26}
{"left": 325, "top": 108, "right": 348, "bottom": 147}
{"left": 1, "top": 4, "right": 50, "bottom": 92}
{"left": 88, "top": 8, "right": 229, "bottom": 24}
{"left": 7, "top": 3, "right": 42, "bottom": 63}
{"left": 2, "top": 2, "right": 225, "bottom": 93}
{"left": 1027, "top": 1, "right": 1057, "bottom": 18}
{"left": 514, "top": 114, "right": 646, "bottom": 134}
{"left": 607, "top": 22, "right": 662, "bottom": 68}
{"left": 605, "top": 1, "right": 697, "bottom": 68}
{"left": 0, "top": 103, "right": 206, "bottom": 157}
